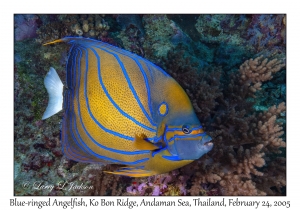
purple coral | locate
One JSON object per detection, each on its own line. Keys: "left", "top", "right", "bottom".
{"left": 14, "top": 15, "right": 39, "bottom": 41}
{"left": 246, "top": 15, "right": 285, "bottom": 51}
{"left": 126, "top": 173, "right": 187, "bottom": 196}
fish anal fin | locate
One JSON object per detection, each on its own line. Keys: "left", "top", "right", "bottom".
{"left": 104, "top": 167, "right": 154, "bottom": 177}
{"left": 134, "top": 134, "right": 158, "bottom": 151}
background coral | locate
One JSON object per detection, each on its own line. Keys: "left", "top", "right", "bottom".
{"left": 14, "top": 14, "right": 286, "bottom": 196}
{"left": 14, "top": 15, "right": 40, "bottom": 41}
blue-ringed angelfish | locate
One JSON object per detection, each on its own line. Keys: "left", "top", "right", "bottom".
{"left": 42, "top": 37, "right": 213, "bottom": 177}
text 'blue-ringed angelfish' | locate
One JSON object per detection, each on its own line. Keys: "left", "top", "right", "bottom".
{"left": 42, "top": 37, "right": 213, "bottom": 177}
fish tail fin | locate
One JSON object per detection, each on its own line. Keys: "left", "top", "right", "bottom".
{"left": 42, "top": 67, "right": 64, "bottom": 120}
{"left": 104, "top": 167, "right": 154, "bottom": 177}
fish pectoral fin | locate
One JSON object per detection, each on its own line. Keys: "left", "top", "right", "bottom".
{"left": 134, "top": 134, "right": 159, "bottom": 151}
{"left": 42, "top": 67, "right": 64, "bottom": 120}
{"left": 157, "top": 123, "right": 166, "bottom": 137}
{"left": 104, "top": 167, "right": 154, "bottom": 177}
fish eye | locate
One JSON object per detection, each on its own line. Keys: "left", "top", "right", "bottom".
{"left": 182, "top": 124, "right": 191, "bottom": 134}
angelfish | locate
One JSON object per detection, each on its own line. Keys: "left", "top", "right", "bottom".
{"left": 42, "top": 37, "right": 213, "bottom": 177}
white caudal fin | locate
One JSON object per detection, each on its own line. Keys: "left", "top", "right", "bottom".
{"left": 42, "top": 67, "right": 64, "bottom": 120}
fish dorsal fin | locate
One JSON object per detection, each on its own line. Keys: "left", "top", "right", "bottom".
{"left": 134, "top": 134, "right": 159, "bottom": 151}
{"left": 43, "top": 39, "right": 64, "bottom": 46}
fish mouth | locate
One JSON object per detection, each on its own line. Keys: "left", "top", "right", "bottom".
{"left": 204, "top": 142, "right": 213, "bottom": 146}
{"left": 200, "top": 135, "right": 213, "bottom": 152}
{"left": 201, "top": 135, "right": 213, "bottom": 147}
{"left": 170, "top": 134, "right": 213, "bottom": 160}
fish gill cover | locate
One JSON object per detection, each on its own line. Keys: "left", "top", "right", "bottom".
{"left": 14, "top": 14, "right": 286, "bottom": 196}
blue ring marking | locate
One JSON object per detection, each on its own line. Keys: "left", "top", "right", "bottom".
{"left": 70, "top": 44, "right": 80, "bottom": 88}
{"left": 133, "top": 57, "right": 156, "bottom": 126}
{"left": 63, "top": 48, "right": 100, "bottom": 162}
{"left": 72, "top": 118, "right": 150, "bottom": 165}
{"left": 63, "top": 95, "right": 100, "bottom": 162}
{"left": 146, "top": 60, "right": 170, "bottom": 78}
{"left": 89, "top": 43, "right": 157, "bottom": 127}
{"left": 68, "top": 112, "right": 99, "bottom": 163}
{"left": 71, "top": 108, "right": 112, "bottom": 163}
{"left": 145, "top": 62, "right": 155, "bottom": 83}
{"left": 152, "top": 147, "right": 167, "bottom": 157}
{"left": 167, "top": 132, "right": 207, "bottom": 143}
{"left": 79, "top": 46, "right": 134, "bottom": 140}
{"left": 86, "top": 42, "right": 157, "bottom": 123}
{"left": 66, "top": 43, "right": 76, "bottom": 87}
{"left": 68, "top": 48, "right": 74, "bottom": 88}
{"left": 70, "top": 49, "right": 79, "bottom": 89}
{"left": 64, "top": 37, "right": 170, "bottom": 125}
{"left": 162, "top": 155, "right": 181, "bottom": 161}
{"left": 63, "top": 90, "right": 70, "bottom": 111}
{"left": 63, "top": 48, "right": 120, "bottom": 162}
{"left": 144, "top": 62, "right": 155, "bottom": 119}
{"left": 63, "top": 37, "right": 175, "bottom": 130}
{"left": 74, "top": 46, "right": 152, "bottom": 155}
{"left": 85, "top": 46, "right": 156, "bottom": 134}
{"left": 165, "top": 125, "right": 203, "bottom": 132}
{"left": 64, "top": 47, "right": 150, "bottom": 164}
{"left": 70, "top": 49, "right": 99, "bottom": 159}
{"left": 158, "top": 102, "right": 168, "bottom": 117}
{"left": 145, "top": 135, "right": 163, "bottom": 143}
{"left": 87, "top": 44, "right": 157, "bottom": 128}
{"left": 175, "top": 132, "right": 207, "bottom": 139}
{"left": 63, "top": 36, "right": 171, "bottom": 78}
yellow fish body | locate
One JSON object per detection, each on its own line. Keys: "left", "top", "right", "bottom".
{"left": 42, "top": 37, "right": 213, "bottom": 177}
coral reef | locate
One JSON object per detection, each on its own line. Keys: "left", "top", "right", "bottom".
{"left": 35, "top": 15, "right": 116, "bottom": 45}
{"left": 14, "top": 15, "right": 40, "bottom": 41}
{"left": 195, "top": 15, "right": 250, "bottom": 46}
{"left": 14, "top": 14, "right": 286, "bottom": 196}
{"left": 246, "top": 15, "right": 286, "bottom": 52}
{"left": 142, "top": 15, "right": 177, "bottom": 60}
{"left": 125, "top": 171, "right": 187, "bottom": 196}
{"left": 162, "top": 52, "right": 286, "bottom": 195}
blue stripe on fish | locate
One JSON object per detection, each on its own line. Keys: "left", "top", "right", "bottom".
{"left": 168, "top": 132, "right": 208, "bottom": 143}
{"left": 88, "top": 45, "right": 156, "bottom": 129}
{"left": 65, "top": 44, "right": 73, "bottom": 88}
{"left": 63, "top": 50, "right": 151, "bottom": 164}
{"left": 166, "top": 125, "right": 203, "bottom": 132}
{"left": 79, "top": 46, "right": 135, "bottom": 140}
{"left": 63, "top": 49, "right": 100, "bottom": 163}
{"left": 72, "top": 107, "right": 150, "bottom": 164}
{"left": 145, "top": 135, "right": 163, "bottom": 143}
{"left": 69, "top": 36, "right": 170, "bottom": 78}
{"left": 73, "top": 46, "right": 152, "bottom": 156}
{"left": 88, "top": 43, "right": 156, "bottom": 127}
{"left": 43, "top": 37, "right": 214, "bottom": 176}
{"left": 86, "top": 46, "right": 156, "bottom": 133}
